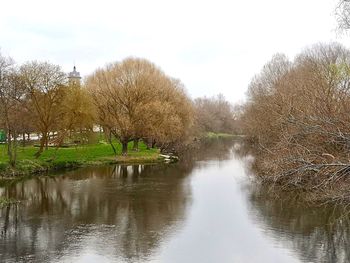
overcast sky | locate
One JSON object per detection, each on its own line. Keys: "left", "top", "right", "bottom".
{"left": 0, "top": 0, "right": 348, "bottom": 103}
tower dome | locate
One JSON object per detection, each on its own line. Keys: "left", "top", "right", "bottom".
{"left": 68, "top": 66, "right": 81, "bottom": 85}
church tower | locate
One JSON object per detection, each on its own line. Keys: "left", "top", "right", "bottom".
{"left": 68, "top": 66, "right": 81, "bottom": 86}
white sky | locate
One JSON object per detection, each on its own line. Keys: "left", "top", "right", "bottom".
{"left": 0, "top": 0, "right": 348, "bottom": 104}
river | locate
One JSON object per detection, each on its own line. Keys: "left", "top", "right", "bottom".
{"left": 0, "top": 139, "right": 349, "bottom": 263}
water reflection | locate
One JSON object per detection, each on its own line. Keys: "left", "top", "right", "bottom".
{"left": 0, "top": 164, "right": 192, "bottom": 262}
{"left": 231, "top": 140, "right": 350, "bottom": 263}
{"left": 0, "top": 138, "right": 237, "bottom": 263}
{"left": 246, "top": 179, "right": 350, "bottom": 263}
{"left": 187, "top": 137, "right": 235, "bottom": 162}
{"left": 3, "top": 138, "right": 349, "bottom": 263}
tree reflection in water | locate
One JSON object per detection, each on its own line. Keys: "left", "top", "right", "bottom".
{"left": 246, "top": 181, "right": 350, "bottom": 263}
{"left": 0, "top": 163, "right": 193, "bottom": 262}
{"left": 0, "top": 138, "right": 238, "bottom": 262}
{"left": 230, "top": 140, "right": 350, "bottom": 263}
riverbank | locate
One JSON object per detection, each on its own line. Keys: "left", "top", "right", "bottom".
{"left": 238, "top": 140, "right": 350, "bottom": 205}
{"left": 0, "top": 142, "right": 162, "bottom": 178}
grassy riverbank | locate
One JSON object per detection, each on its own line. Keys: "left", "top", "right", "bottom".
{"left": 0, "top": 142, "right": 161, "bottom": 177}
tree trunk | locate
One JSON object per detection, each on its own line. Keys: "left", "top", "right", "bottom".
{"left": 132, "top": 138, "right": 139, "bottom": 151}
{"left": 107, "top": 131, "right": 117, "bottom": 156}
{"left": 110, "top": 141, "right": 117, "bottom": 156}
{"left": 143, "top": 138, "right": 151, "bottom": 149}
{"left": 45, "top": 132, "right": 49, "bottom": 150}
{"left": 22, "top": 133, "right": 26, "bottom": 147}
{"left": 6, "top": 129, "right": 11, "bottom": 157}
{"left": 122, "top": 141, "right": 128, "bottom": 156}
{"left": 152, "top": 139, "right": 157, "bottom": 148}
{"left": 7, "top": 130, "right": 13, "bottom": 166}
{"left": 7, "top": 130, "right": 17, "bottom": 168}
{"left": 35, "top": 132, "right": 46, "bottom": 158}
{"left": 11, "top": 131, "right": 17, "bottom": 167}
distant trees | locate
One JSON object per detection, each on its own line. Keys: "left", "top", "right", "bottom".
{"left": 241, "top": 43, "right": 350, "bottom": 202}
{"left": 86, "top": 57, "right": 194, "bottom": 155}
{"left": 194, "top": 94, "right": 236, "bottom": 134}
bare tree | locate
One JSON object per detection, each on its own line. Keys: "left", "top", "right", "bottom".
{"left": 20, "top": 61, "right": 67, "bottom": 157}
{"left": 0, "top": 53, "right": 26, "bottom": 167}
{"left": 194, "top": 94, "right": 235, "bottom": 134}
{"left": 241, "top": 43, "right": 350, "bottom": 203}
{"left": 335, "top": 0, "right": 350, "bottom": 32}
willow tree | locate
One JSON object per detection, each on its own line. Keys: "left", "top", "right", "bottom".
{"left": 59, "top": 83, "right": 96, "bottom": 145}
{"left": 86, "top": 57, "right": 193, "bottom": 155}
{"left": 137, "top": 77, "right": 194, "bottom": 150}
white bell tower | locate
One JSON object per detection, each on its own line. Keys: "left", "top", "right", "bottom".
{"left": 68, "top": 66, "right": 81, "bottom": 86}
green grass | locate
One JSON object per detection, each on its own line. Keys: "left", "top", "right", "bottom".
{"left": 0, "top": 141, "right": 160, "bottom": 177}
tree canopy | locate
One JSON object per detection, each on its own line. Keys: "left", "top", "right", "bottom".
{"left": 86, "top": 57, "right": 194, "bottom": 155}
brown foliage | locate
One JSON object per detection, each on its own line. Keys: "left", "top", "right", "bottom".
{"left": 241, "top": 43, "right": 350, "bottom": 203}
{"left": 194, "top": 94, "right": 236, "bottom": 134}
{"left": 86, "top": 57, "right": 194, "bottom": 155}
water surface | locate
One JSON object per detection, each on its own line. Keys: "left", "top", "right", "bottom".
{"left": 0, "top": 139, "right": 349, "bottom": 262}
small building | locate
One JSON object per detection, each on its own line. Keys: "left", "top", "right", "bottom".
{"left": 68, "top": 66, "right": 81, "bottom": 86}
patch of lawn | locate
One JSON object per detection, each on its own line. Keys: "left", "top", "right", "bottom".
{"left": 0, "top": 141, "right": 160, "bottom": 177}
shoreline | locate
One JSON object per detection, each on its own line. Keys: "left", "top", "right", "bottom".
{"left": 0, "top": 135, "right": 238, "bottom": 179}
{"left": 0, "top": 154, "right": 166, "bottom": 179}
{"left": 0, "top": 141, "right": 168, "bottom": 179}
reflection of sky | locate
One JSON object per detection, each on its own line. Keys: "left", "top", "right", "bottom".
{"left": 0, "top": 164, "right": 192, "bottom": 263}
{"left": 157, "top": 157, "right": 301, "bottom": 263}
{"left": 1, "top": 142, "right": 336, "bottom": 262}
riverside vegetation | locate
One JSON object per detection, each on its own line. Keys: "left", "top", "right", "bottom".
{"left": 240, "top": 42, "right": 350, "bottom": 204}
{"left": 0, "top": 141, "right": 160, "bottom": 177}
{"left": 0, "top": 54, "right": 237, "bottom": 177}
{"left": 236, "top": 2, "right": 350, "bottom": 204}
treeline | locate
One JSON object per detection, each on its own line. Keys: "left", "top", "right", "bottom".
{"left": 240, "top": 42, "right": 350, "bottom": 203}
{"left": 0, "top": 53, "right": 236, "bottom": 168}
{"left": 194, "top": 94, "right": 237, "bottom": 134}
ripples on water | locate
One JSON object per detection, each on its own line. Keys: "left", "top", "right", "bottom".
{"left": 0, "top": 138, "right": 349, "bottom": 263}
